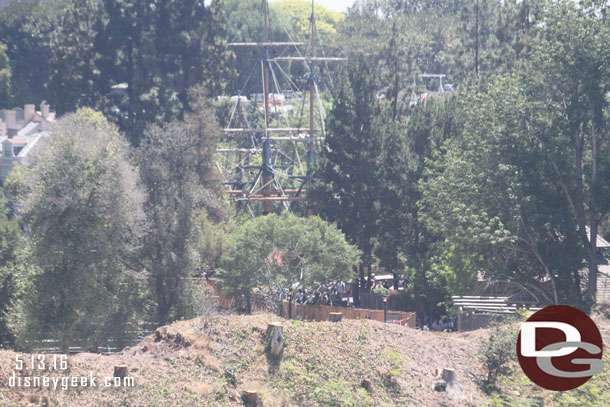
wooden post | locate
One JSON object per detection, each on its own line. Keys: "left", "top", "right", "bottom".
{"left": 441, "top": 368, "right": 457, "bottom": 384}
{"left": 266, "top": 322, "right": 284, "bottom": 357}
{"left": 114, "top": 365, "right": 128, "bottom": 378}
{"left": 441, "top": 368, "right": 464, "bottom": 399}
{"left": 243, "top": 389, "right": 259, "bottom": 406}
{"left": 329, "top": 312, "right": 342, "bottom": 322}
{"left": 361, "top": 378, "right": 373, "bottom": 394}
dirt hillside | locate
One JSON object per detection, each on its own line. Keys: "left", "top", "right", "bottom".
{"left": 0, "top": 312, "right": 608, "bottom": 407}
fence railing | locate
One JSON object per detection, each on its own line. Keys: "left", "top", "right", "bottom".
{"left": 278, "top": 301, "right": 416, "bottom": 327}
{"left": 204, "top": 277, "right": 416, "bottom": 327}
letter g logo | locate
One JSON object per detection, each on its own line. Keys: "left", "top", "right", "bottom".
{"left": 516, "top": 306, "right": 604, "bottom": 391}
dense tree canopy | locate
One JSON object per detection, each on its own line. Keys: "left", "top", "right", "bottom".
{"left": 0, "top": 187, "right": 21, "bottom": 344}
{"left": 6, "top": 108, "right": 146, "bottom": 351}
{"left": 0, "top": 1, "right": 59, "bottom": 107}
{"left": 0, "top": 42, "right": 11, "bottom": 106}
{"left": 219, "top": 213, "right": 360, "bottom": 313}
{"left": 101, "top": 0, "right": 233, "bottom": 144}
{"left": 0, "top": 0, "right": 608, "bottom": 358}
{"left": 312, "top": 56, "right": 384, "bottom": 303}
{"left": 138, "top": 87, "right": 226, "bottom": 325}
{"left": 47, "top": 0, "right": 105, "bottom": 114}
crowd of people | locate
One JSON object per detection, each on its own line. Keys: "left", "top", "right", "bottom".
{"left": 421, "top": 316, "right": 456, "bottom": 332}
{"left": 279, "top": 281, "right": 352, "bottom": 307}
{"left": 275, "top": 280, "right": 459, "bottom": 333}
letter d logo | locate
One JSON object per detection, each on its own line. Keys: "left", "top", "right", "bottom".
{"left": 516, "top": 305, "right": 604, "bottom": 391}
{"left": 520, "top": 322, "right": 581, "bottom": 357}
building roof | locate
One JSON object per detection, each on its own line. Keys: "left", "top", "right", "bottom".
{"left": 586, "top": 226, "right": 610, "bottom": 248}
{"left": 5, "top": 139, "right": 27, "bottom": 144}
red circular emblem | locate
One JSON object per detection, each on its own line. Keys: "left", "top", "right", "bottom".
{"left": 516, "top": 305, "right": 603, "bottom": 391}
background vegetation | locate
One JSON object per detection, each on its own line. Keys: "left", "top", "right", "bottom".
{"left": 0, "top": 7, "right": 608, "bottom": 404}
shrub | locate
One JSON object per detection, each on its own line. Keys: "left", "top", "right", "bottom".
{"left": 479, "top": 322, "right": 517, "bottom": 392}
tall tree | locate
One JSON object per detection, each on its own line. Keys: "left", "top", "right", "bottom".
{"left": 138, "top": 88, "right": 225, "bottom": 325}
{"left": 102, "top": 0, "right": 233, "bottom": 145}
{"left": 219, "top": 213, "right": 360, "bottom": 313}
{"left": 422, "top": 75, "right": 595, "bottom": 309}
{"left": 312, "top": 56, "right": 383, "bottom": 304}
{"left": 7, "top": 108, "right": 146, "bottom": 351}
{"left": 0, "top": 1, "right": 59, "bottom": 106}
{"left": 456, "top": 0, "right": 541, "bottom": 79}
{"left": 0, "top": 186, "right": 21, "bottom": 345}
{"left": 375, "top": 98, "right": 462, "bottom": 318}
{"left": 0, "top": 42, "right": 11, "bottom": 107}
{"left": 47, "top": 0, "right": 105, "bottom": 114}
{"left": 522, "top": 0, "right": 610, "bottom": 308}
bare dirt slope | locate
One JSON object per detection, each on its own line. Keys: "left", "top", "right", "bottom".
{"left": 0, "top": 312, "right": 608, "bottom": 407}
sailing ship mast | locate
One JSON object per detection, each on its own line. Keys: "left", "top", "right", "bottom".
{"left": 220, "top": 0, "right": 346, "bottom": 214}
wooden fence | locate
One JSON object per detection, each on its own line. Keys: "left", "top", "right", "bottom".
{"left": 278, "top": 301, "right": 416, "bottom": 328}
{"left": 205, "top": 278, "right": 270, "bottom": 312}
{"left": 360, "top": 291, "right": 408, "bottom": 311}
{"left": 205, "top": 278, "right": 416, "bottom": 328}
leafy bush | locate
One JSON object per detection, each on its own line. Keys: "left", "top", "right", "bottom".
{"left": 479, "top": 322, "right": 517, "bottom": 393}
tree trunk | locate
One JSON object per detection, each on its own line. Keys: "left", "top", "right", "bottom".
{"left": 266, "top": 322, "right": 284, "bottom": 358}
{"left": 586, "top": 245, "right": 598, "bottom": 309}
{"left": 156, "top": 275, "right": 170, "bottom": 325}
{"left": 353, "top": 273, "right": 360, "bottom": 307}
{"left": 243, "top": 390, "right": 259, "bottom": 407}
{"left": 246, "top": 294, "right": 252, "bottom": 314}
{"left": 329, "top": 312, "right": 342, "bottom": 322}
{"left": 114, "top": 365, "right": 128, "bottom": 378}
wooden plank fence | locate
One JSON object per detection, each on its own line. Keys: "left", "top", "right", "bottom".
{"left": 205, "top": 277, "right": 416, "bottom": 327}
{"left": 278, "top": 301, "right": 416, "bottom": 327}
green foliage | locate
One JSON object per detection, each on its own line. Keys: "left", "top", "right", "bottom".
{"left": 6, "top": 108, "right": 145, "bottom": 351}
{"left": 523, "top": 0, "right": 610, "bottom": 308}
{"left": 219, "top": 213, "right": 360, "bottom": 312}
{"left": 102, "top": 0, "right": 233, "bottom": 144}
{"left": 479, "top": 322, "right": 517, "bottom": 393}
{"left": 0, "top": 1, "right": 59, "bottom": 106}
{"left": 0, "top": 187, "right": 21, "bottom": 344}
{"left": 312, "top": 56, "right": 383, "bottom": 296}
{"left": 378, "top": 98, "right": 461, "bottom": 267}
{"left": 337, "top": 0, "right": 542, "bottom": 107}
{"left": 47, "top": 0, "right": 105, "bottom": 114}
{"left": 421, "top": 74, "right": 589, "bottom": 307}
{"left": 420, "top": 0, "right": 610, "bottom": 309}
{"left": 138, "top": 89, "right": 226, "bottom": 325}
{"left": 430, "top": 244, "right": 477, "bottom": 297}
{"left": 272, "top": 0, "right": 344, "bottom": 42}
{"left": 0, "top": 42, "right": 10, "bottom": 107}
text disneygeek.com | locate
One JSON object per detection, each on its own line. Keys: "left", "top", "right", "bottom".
{"left": 6, "top": 354, "right": 135, "bottom": 390}
{"left": 7, "top": 372, "right": 135, "bottom": 390}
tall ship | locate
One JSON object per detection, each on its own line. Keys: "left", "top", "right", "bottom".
{"left": 216, "top": 0, "right": 345, "bottom": 214}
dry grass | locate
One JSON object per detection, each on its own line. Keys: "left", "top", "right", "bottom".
{"left": 0, "top": 312, "right": 608, "bottom": 407}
